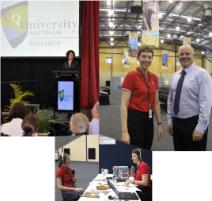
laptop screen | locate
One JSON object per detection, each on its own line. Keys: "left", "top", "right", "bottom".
{"left": 107, "top": 179, "right": 120, "bottom": 196}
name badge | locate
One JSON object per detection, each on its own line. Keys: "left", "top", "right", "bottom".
{"left": 149, "top": 109, "right": 152, "bottom": 119}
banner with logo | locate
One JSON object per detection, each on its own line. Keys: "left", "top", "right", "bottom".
{"left": 128, "top": 32, "right": 138, "bottom": 57}
{"left": 1, "top": 1, "right": 28, "bottom": 48}
{"left": 142, "top": 0, "right": 159, "bottom": 47}
{"left": 183, "top": 36, "right": 191, "bottom": 45}
{"left": 162, "top": 50, "right": 168, "bottom": 66}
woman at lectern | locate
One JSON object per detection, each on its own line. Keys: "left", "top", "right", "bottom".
{"left": 127, "top": 149, "right": 152, "bottom": 201}
{"left": 62, "top": 50, "right": 79, "bottom": 71}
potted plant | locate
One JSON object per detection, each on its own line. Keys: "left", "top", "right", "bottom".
{"left": 5, "top": 83, "right": 34, "bottom": 111}
{"left": 36, "top": 109, "right": 55, "bottom": 136}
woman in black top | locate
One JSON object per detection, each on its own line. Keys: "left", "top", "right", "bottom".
{"left": 62, "top": 50, "right": 79, "bottom": 71}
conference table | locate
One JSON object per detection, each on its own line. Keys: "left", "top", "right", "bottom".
{"left": 79, "top": 174, "right": 141, "bottom": 201}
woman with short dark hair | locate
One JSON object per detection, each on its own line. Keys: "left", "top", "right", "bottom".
{"left": 127, "top": 149, "right": 152, "bottom": 201}
{"left": 121, "top": 46, "right": 163, "bottom": 149}
{"left": 62, "top": 50, "right": 79, "bottom": 71}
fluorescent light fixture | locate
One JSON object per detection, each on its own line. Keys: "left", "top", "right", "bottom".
{"left": 107, "top": 0, "right": 111, "bottom": 6}
{"left": 176, "top": 26, "right": 180, "bottom": 31}
{"left": 201, "top": 51, "right": 205, "bottom": 55}
{"left": 209, "top": 32, "right": 212, "bottom": 37}
{"left": 160, "top": 39, "right": 164, "bottom": 43}
{"left": 100, "top": 8, "right": 127, "bottom": 12}
{"left": 138, "top": 42, "right": 141, "bottom": 46}
{"left": 109, "top": 31, "right": 114, "bottom": 36}
{"left": 110, "top": 37, "right": 114, "bottom": 42}
{"left": 196, "top": 38, "right": 200, "bottom": 43}
{"left": 110, "top": 42, "right": 114, "bottom": 46}
{"left": 167, "top": 34, "right": 171, "bottom": 38}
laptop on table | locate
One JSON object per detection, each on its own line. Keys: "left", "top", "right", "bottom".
{"left": 108, "top": 179, "right": 139, "bottom": 200}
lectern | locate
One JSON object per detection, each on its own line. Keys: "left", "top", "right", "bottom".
{"left": 52, "top": 70, "right": 80, "bottom": 115}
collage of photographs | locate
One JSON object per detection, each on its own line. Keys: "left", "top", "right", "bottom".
{"left": 1, "top": 0, "right": 212, "bottom": 201}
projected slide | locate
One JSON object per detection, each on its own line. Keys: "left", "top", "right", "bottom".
{"left": 58, "top": 81, "right": 74, "bottom": 111}
{"left": 1, "top": 0, "right": 79, "bottom": 56}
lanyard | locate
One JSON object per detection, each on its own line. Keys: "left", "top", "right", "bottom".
{"left": 137, "top": 68, "right": 152, "bottom": 118}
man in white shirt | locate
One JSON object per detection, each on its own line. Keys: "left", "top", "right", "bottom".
{"left": 167, "top": 45, "right": 212, "bottom": 151}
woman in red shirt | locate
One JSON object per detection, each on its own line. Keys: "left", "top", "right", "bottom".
{"left": 130, "top": 149, "right": 152, "bottom": 201}
{"left": 56, "top": 153, "right": 84, "bottom": 201}
{"left": 121, "top": 46, "right": 163, "bottom": 149}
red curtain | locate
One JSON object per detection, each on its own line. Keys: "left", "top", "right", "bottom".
{"left": 80, "top": 1, "right": 99, "bottom": 108}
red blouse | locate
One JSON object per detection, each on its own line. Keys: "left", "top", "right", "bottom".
{"left": 56, "top": 165, "right": 75, "bottom": 187}
{"left": 122, "top": 68, "right": 158, "bottom": 112}
{"left": 135, "top": 161, "right": 151, "bottom": 187}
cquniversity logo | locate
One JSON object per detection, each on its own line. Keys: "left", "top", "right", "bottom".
{"left": 58, "top": 90, "right": 65, "bottom": 102}
{"left": 1, "top": 1, "right": 28, "bottom": 48}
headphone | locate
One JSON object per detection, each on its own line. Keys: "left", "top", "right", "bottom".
{"left": 136, "top": 148, "right": 142, "bottom": 161}
{"left": 60, "top": 153, "right": 68, "bottom": 164}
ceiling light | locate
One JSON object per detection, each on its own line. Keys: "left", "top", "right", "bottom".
{"left": 109, "top": 31, "right": 114, "bottom": 36}
{"left": 173, "top": 34, "right": 178, "bottom": 39}
{"left": 108, "top": 10, "right": 114, "bottom": 17}
{"left": 196, "top": 38, "right": 200, "bottom": 43}
{"left": 168, "top": 0, "right": 173, "bottom": 3}
{"left": 209, "top": 32, "right": 212, "bottom": 37}
{"left": 159, "top": 13, "right": 163, "bottom": 18}
{"left": 187, "top": 16, "right": 192, "bottom": 22}
{"left": 138, "top": 42, "right": 141, "bottom": 46}
{"left": 107, "top": 0, "right": 111, "bottom": 6}
{"left": 167, "top": 34, "right": 171, "bottom": 39}
{"left": 203, "top": 4, "right": 209, "bottom": 9}
{"left": 109, "top": 22, "right": 114, "bottom": 28}
{"left": 176, "top": 26, "right": 180, "bottom": 31}
{"left": 110, "top": 42, "right": 114, "bottom": 46}
{"left": 160, "top": 39, "right": 164, "bottom": 44}
{"left": 201, "top": 51, "right": 205, "bottom": 55}
{"left": 110, "top": 37, "right": 114, "bottom": 42}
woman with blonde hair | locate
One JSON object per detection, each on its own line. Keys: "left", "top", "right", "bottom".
{"left": 69, "top": 102, "right": 99, "bottom": 135}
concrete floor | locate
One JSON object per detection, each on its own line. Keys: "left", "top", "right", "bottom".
{"left": 100, "top": 89, "right": 212, "bottom": 151}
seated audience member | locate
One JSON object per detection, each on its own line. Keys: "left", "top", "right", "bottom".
{"left": 22, "top": 114, "right": 39, "bottom": 136}
{"left": 56, "top": 153, "right": 83, "bottom": 201}
{"left": 69, "top": 102, "right": 99, "bottom": 135}
{"left": 127, "top": 149, "right": 152, "bottom": 201}
{"left": 0, "top": 102, "right": 28, "bottom": 136}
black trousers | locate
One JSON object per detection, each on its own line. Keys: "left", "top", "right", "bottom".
{"left": 137, "top": 186, "right": 152, "bottom": 201}
{"left": 62, "top": 190, "right": 82, "bottom": 201}
{"left": 173, "top": 116, "right": 208, "bottom": 151}
{"left": 128, "top": 109, "right": 154, "bottom": 149}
